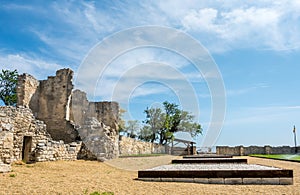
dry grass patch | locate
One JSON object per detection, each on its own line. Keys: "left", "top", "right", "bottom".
{"left": 0, "top": 156, "right": 299, "bottom": 194}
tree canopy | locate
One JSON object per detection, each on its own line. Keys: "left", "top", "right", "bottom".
{"left": 141, "top": 101, "right": 202, "bottom": 145}
{"left": 124, "top": 120, "right": 140, "bottom": 138}
{"left": 0, "top": 69, "right": 18, "bottom": 106}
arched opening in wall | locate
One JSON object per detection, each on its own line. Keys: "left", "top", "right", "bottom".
{"left": 22, "top": 136, "right": 32, "bottom": 163}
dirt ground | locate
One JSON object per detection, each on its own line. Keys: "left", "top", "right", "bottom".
{"left": 0, "top": 156, "right": 299, "bottom": 195}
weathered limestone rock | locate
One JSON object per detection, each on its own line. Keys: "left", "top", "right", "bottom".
{"left": 78, "top": 117, "right": 118, "bottom": 161}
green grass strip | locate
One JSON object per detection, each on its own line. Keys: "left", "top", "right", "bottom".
{"left": 250, "top": 154, "right": 300, "bottom": 161}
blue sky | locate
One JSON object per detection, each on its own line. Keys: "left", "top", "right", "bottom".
{"left": 1, "top": 0, "right": 300, "bottom": 148}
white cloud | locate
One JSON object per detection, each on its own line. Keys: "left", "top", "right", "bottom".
{"left": 3, "top": 0, "right": 299, "bottom": 75}
{"left": 93, "top": 62, "right": 199, "bottom": 101}
{"left": 2, "top": 3, "right": 36, "bottom": 11}
{"left": 158, "top": 1, "right": 300, "bottom": 52}
{"left": 182, "top": 8, "right": 220, "bottom": 33}
{"left": 0, "top": 53, "right": 64, "bottom": 79}
{"left": 130, "top": 84, "right": 169, "bottom": 98}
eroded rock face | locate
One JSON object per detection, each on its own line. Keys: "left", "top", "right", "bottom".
{"left": 77, "top": 117, "right": 119, "bottom": 161}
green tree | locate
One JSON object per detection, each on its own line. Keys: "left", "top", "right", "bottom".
{"left": 143, "top": 107, "right": 165, "bottom": 143}
{"left": 124, "top": 120, "right": 140, "bottom": 138}
{"left": 0, "top": 69, "right": 18, "bottom": 106}
{"left": 138, "top": 125, "right": 153, "bottom": 142}
{"left": 143, "top": 101, "right": 202, "bottom": 145}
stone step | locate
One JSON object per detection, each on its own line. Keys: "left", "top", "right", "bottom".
{"left": 183, "top": 155, "right": 233, "bottom": 159}
{"left": 138, "top": 164, "right": 293, "bottom": 185}
{"left": 172, "top": 158, "right": 247, "bottom": 164}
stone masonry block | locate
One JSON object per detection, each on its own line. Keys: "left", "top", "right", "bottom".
{"left": 261, "top": 178, "right": 280, "bottom": 185}
{"left": 243, "top": 178, "right": 262, "bottom": 184}
{"left": 224, "top": 178, "right": 243, "bottom": 184}
{"left": 139, "top": 178, "right": 161, "bottom": 182}
{"left": 279, "top": 177, "right": 293, "bottom": 185}
{"left": 172, "top": 178, "right": 194, "bottom": 183}
{"left": 209, "top": 178, "right": 224, "bottom": 184}
{"left": 160, "top": 178, "right": 173, "bottom": 182}
{"left": 194, "top": 178, "right": 209, "bottom": 184}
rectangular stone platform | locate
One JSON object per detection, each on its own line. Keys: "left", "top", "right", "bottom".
{"left": 138, "top": 164, "right": 293, "bottom": 185}
{"left": 183, "top": 155, "right": 233, "bottom": 159}
{"left": 172, "top": 158, "right": 247, "bottom": 164}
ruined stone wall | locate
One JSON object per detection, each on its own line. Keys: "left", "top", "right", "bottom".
{"left": 17, "top": 69, "right": 78, "bottom": 143}
{"left": 34, "top": 140, "right": 81, "bottom": 162}
{"left": 71, "top": 90, "right": 119, "bottom": 130}
{"left": 36, "top": 69, "right": 76, "bottom": 142}
{"left": 216, "top": 145, "right": 300, "bottom": 156}
{"left": 70, "top": 90, "right": 120, "bottom": 160}
{"left": 16, "top": 74, "right": 39, "bottom": 112}
{"left": 119, "top": 136, "right": 166, "bottom": 156}
{"left": 0, "top": 106, "right": 82, "bottom": 166}
{"left": 70, "top": 89, "right": 89, "bottom": 126}
{"left": 16, "top": 68, "right": 120, "bottom": 160}
{"left": 88, "top": 102, "right": 119, "bottom": 131}
{"left": 0, "top": 131, "right": 13, "bottom": 172}
{"left": 0, "top": 106, "right": 50, "bottom": 164}
{"left": 77, "top": 117, "right": 119, "bottom": 161}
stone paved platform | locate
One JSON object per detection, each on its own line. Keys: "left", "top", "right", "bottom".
{"left": 138, "top": 163, "right": 293, "bottom": 185}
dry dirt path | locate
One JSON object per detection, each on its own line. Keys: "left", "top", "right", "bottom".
{"left": 0, "top": 156, "right": 299, "bottom": 194}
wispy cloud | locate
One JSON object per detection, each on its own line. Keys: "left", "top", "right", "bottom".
{"left": 0, "top": 52, "right": 64, "bottom": 79}
{"left": 226, "top": 84, "right": 269, "bottom": 97}
{"left": 2, "top": 0, "right": 300, "bottom": 77}
{"left": 158, "top": 0, "right": 300, "bottom": 52}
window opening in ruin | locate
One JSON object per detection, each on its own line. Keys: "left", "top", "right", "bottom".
{"left": 22, "top": 136, "right": 32, "bottom": 163}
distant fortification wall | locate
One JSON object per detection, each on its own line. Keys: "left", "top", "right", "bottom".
{"left": 216, "top": 145, "right": 300, "bottom": 156}
{"left": 119, "top": 136, "right": 166, "bottom": 156}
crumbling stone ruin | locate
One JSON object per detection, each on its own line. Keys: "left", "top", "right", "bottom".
{"left": 0, "top": 106, "right": 81, "bottom": 172}
{"left": 16, "top": 68, "right": 120, "bottom": 160}
{"left": 17, "top": 69, "right": 78, "bottom": 143}
{"left": 0, "top": 68, "right": 169, "bottom": 173}
{"left": 0, "top": 68, "right": 120, "bottom": 172}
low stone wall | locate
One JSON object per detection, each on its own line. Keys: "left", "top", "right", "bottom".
{"left": 216, "top": 145, "right": 300, "bottom": 156}
{"left": 119, "top": 136, "right": 166, "bottom": 156}
{"left": 34, "top": 140, "right": 82, "bottom": 162}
